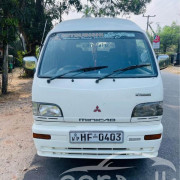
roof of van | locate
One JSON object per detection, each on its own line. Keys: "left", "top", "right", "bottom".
{"left": 51, "top": 18, "right": 143, "bottom": 33}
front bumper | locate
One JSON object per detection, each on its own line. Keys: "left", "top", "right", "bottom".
{"left": 32, "top": 122, "right": 163, "bottom": 159}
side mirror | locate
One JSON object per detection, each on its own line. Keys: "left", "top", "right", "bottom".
{"left": 23, "top": 56, "right": 37, "bottom": 70}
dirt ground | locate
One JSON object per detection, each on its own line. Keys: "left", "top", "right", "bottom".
{"left": 0, "top": 66, "right": 179, "bottom": 180}
{"left": 163, "top": 65, "right": 180, "bottom": 74}
{"left": 0, "top": 68, "right": 35, "bottom": 180}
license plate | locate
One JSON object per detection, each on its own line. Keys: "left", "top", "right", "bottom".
{"left": 69, "top": 131, "right": 123, "bottom": 143}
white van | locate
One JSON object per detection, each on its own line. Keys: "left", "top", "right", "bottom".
{"left": 26, "top": 18, "right": 163, "bottom": 159}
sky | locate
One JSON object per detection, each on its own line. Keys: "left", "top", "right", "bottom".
{"left": 62, "top": 0, "right": 180, "bottom": 33}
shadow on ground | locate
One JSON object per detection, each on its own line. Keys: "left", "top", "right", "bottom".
{"left": 23, "top": 154, "right": 178, "bottom": 180}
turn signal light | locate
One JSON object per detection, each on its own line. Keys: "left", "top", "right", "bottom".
{"left": 33, "top": 133, "right": 51, "bottom": 140}
{"left": 144, "top": 134, "right": 161, "bottom": 140}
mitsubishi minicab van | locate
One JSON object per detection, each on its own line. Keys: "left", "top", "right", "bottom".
{"left": 24, "top": 18, "right": 163, "bottom": 159}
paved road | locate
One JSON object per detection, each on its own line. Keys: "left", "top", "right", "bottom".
{"left": 23, "top": 71, "right": 179, "bottom": 180}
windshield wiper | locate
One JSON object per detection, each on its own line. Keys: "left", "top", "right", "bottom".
{"left": 96, "top": 64, "right": 151, "bottom": 83}
{"left": 47, "top": 66, "right": 108, "bottom": 83}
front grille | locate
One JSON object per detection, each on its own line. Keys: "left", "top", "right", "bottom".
{"left": 40, "top": 147, "right": 154, "bottom": 157}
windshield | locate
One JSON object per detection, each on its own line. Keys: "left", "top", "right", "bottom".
{"left": 38, "top": 31, "right": 158, "bottom": 78}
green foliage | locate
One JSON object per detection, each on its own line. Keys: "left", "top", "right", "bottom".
{"left": 1, "top": 0, "right": 153, "bottom": 56}
{"left": 36, "top": 46, "right": 40, "bottom": 58}
{"left": 16, "top": 0, "right": 51, "bottom": 55}
{"left": 147, "top": 22, "right": 180, "bottom": 54}
{"left": 16, "top": 50, "right": 27, "bottom": 67}
{"left": 0, "top": 0, "right": 19, "bottom": 44}
{"left": 87, "top": 0, "right": 151, "bottom": 17}
{"left": 8, "top": 36, "right": 24, "bottom": 60}
{"left": 13, "top": 0, "right": 84, "bottom": 56}
{"left": 82, "top": 5, "right": 92, "bottom": 17}
{"left": 0, "top": 0, "right": 20, "bottom": 94}
{"left": 158, "top": 22, "right": 180, "bottom": 53}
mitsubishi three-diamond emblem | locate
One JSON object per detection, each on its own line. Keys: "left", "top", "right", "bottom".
{"left": 94, "top": 106, "right": 101, "bottom": 112}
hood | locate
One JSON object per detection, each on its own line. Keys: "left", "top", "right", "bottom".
{"left": 32, "top": 76, "right": 163, "bottom": 123}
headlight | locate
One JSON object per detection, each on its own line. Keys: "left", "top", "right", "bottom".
{"left": 132, "top": 102, "right": 163, "bottom": 117}
{"left": 32, "top": 102, "right": 62, "bottom": 117}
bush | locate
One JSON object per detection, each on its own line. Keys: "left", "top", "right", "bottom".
{"left": 16, "top": 50, "right": 27, "bottom": 67}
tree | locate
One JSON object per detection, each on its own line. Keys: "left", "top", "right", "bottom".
{"left": 0, "top": 0, "right": 83, "bottom": 93}
{"left": 0, "top": 0, "right": 18, "bottom": 94}
{"left": 87, "top": 0, "right": 152, "bottom": 17}
{"left": 158, "top": 22, "right": 180, "bottom": 53}
{"left": 81, "top": 4, "right": 92, "bottom": 17}
{"left": 17, "top": 0, "right": 51, "bottom": 56}
{"left": 6, "top": 0, "right": 152, "bottom": 58}
{"left": 0, "top": 0, "right": 153, "bottom": 94}
{"left": 17, "top": 0, "right": 152, "bottom": 57}
{"left": 17, "top": 0, "right": 83, "bottom": 57}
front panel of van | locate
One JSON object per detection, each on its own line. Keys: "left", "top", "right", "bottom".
{"left": 32, "top": 31, "right": 163, "bottom": 159}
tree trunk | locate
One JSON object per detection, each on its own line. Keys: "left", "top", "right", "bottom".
{"left": 26, "top": 42, "right": 37, "bottom": 57}
{"left": 163, "top": 45, "right": 167, "bottom": 53}
{"left": 2, "top": 44, "right": 8, "bottom": 94}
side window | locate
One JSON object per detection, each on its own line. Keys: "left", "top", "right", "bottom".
{"left": 136, "top": 39, "right": 151, "bottom": 64}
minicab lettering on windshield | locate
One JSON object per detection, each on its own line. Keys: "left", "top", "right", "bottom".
{"left": 52, "top": 32, "right": 136, "bottom": 40}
